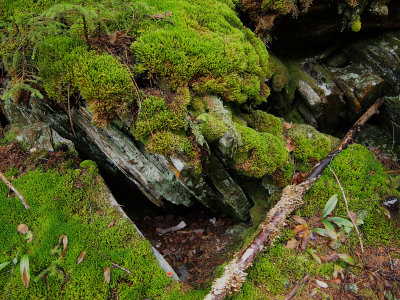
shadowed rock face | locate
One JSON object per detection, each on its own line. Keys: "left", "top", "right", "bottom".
{"left": 2, "top": 95, "right": 254, "bottom": 221}
{"left": 267, "top": 31, "right": 400, "bottom": 136}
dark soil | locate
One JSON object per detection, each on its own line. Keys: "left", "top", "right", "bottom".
{"left": 136, "top": 210, "right": 245, "bottom": 287}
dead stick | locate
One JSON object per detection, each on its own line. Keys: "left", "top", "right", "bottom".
{"left": 285, "top": 274, "right": 310, "bottom": 300}
{"left": 67, "top": 82, "right": 77, "bottom": 137}
{"left": 204, "top": 98, "right": 384, "bottom": 300}
{"left": 0, "top": 171, "right": 30, "bottom": 210}
{"left": 328, "top": 165, "right": 364, "bottom": 253}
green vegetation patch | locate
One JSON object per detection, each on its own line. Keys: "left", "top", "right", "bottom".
{"left": 302, "top": 144, "right": 400, "bottom": 245}
{"left": 0, "top": 160, "right": 180, "bottom": 299}
{"left": 288, "top": 124, "right": 331, "bottom": 171}
{"left": 234, "top": 124, "right": 289, "bottom": 178}
{"left": 244, "top": 110, "right": 282, "bottom": 136}
{"left": 131, "top": 0, "right": 270, "bottom": 105}
{"left": 232, "top": 244, "right": 334, "bottom": 297}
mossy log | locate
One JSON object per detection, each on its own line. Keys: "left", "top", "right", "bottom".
{"left": 205, "top": 98, "right": 385, "bottom": 300}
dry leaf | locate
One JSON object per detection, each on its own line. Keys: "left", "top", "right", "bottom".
{"left": 108, "top": 33, "right": 117, "bottom": 44}
{"left": 107, "top": 221, "right": 116, "bottom": 228}
{"left": 300, "top": 229, "right": 311, "bottom": 250}
{"left": 292, "top": 215, "right": 306, "bottom": 225}
{"left": 61, "top": 235, "right": 68, "bottom": 259}
{"left": 316, "top": 279, "right": 328, "bottom": 288}
{"left": 104, "top": 267, "right": 111, "bottom": 284}
{"left": 285, "top": 137, "right": 295, "bottom": 152}
{"left": 282, "top": 122, "right": 293, "bottom": 130}
{"left": 18, "top": 224, "right": 29, "bottom": 234}
{"left": 77, "top": 250, "right": 86, "bottom": 265}
{"left": 20, "top": 255, "right": 30, "bottom": 289}
{"left": 285, "top": 238, "right": 299, "bottom": 249}
{"left": 149, "top": 12, "right": 173, "bottom": 19}
{"left": 294, "top": 224, "right": 308, "bottom": 235}
{"left": 349, "top": 211, "right": 357, "bottom": 223}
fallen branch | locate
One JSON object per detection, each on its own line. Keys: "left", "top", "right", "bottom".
{"left": 205, "top": 98, "right": 384, "bottom": 300}
{"left": 285, "top": 274, "right": 310, "bottom": 300}
{"left": 0, "top": 171, "right": 30, "bottom": 210}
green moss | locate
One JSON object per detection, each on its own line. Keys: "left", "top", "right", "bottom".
{"left": 244, "top": 110, "right": 282, "bottom": 136}
{"left": 197, "top": 113, "right": 228, "bottom": 142}
{"left": 38, "top": 36, "right": 86, "bottom": 102}
{"left": 79, "top": 160, "right": 99, "bottom": 175}
{"left": 74, "top": 52, "right": 135, "bottom": 125}
{"left": 0, "top": 158, "right": 186, "bottom": 298}
{"left": 267, "top": 54, "right": 290, "bottom": 92}
{"left": 234, "top": 124, "right": 288, "bottom": 178}
{"left": 243, "top": 243, "right": 334, "bottom": 295}
{"left": 351, "top": 15, "right": 362, "bottom": 32}
{"left": 131, "top": 0, "right": 270, "bottom": 105}
{"left": 288, "top": 124, "right": 331, "bottom": 171}
{"left": 146, "top": 131, "right": 196, "bottom": 159}
{"left": 301, "top": 144, "right": 400, "bottom": 245}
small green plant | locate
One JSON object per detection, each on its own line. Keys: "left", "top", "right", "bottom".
{"left": 312, "top": 194, "right": 366, "bottom": 241}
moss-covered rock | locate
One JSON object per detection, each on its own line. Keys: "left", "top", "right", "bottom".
{"left": 288, "top": 124, "right": 331, "bottom": 171}
{"left": 234, "top": 124, "right": 288, "bottom": 178}
{"left": 244, "top": 110, "right": 282, "bottom": 136}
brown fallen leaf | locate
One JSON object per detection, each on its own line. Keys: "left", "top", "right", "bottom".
{"left": 292, "top": 215, "right": 307, "bottom": 225}
{"left": 282, "top": 122, "right": 293, "bottom": 130}
{"left": 108, "top": 33, "right": 117, "bottom": 44}
{"left": 294, "top": 224, "right": 308, "bottom": 235}
{"left": 18, "top": 224, "right": 29, "bottom": 234}
{"left": 285, "top": 238, "right": 299, "bottom": 249}
{"left": 77, "top": 250, "right": 86, "bottom": 265}
{"left": 285, "top": 137, "right": 295, "bottom": 152}
{"left": 148, "top": 12, "right": 173, "bottom": 20}
{"left": 104, "top": 267, "right": 111, "bottom": 284}
{"left": 61, "top": 234, "right": 68, "bottom": 259}
{"left": 20, "top": 255, "right": 30, "bottom": 289}
{"left": 107, "top": 221, "right": 116, "bottom": 229}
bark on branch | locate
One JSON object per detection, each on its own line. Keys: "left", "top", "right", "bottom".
{"left": 0, "top": 171, "right": 30, "bottom": 210}
{"left": 205, "top": 98, "right": 384, "bottom": 300}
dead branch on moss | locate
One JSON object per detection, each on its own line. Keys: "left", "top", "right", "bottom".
{"left": 328, "top": 165, "right": 364, "bottom": 253}
{"left": 0, "top": 171, "right": 30, "bottom": 210}
{"left": 205, "top": 98, "right": 384, "bottom": 300}
{"left": 285, "top": 274, "right": 310, "bottom": 300}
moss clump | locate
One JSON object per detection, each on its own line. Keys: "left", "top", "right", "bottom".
{"left": 131, "top": 0, "right": 270, "bottom": 105}
{"left": 0, "top": 165, "right": 178, "bottom": 299}
{"left": 244, "top": 110, "right": 282, "bottom": 136}
{"left": 351, "top": 15, "right": 362, "bottom": 32}
{"left": 146, "top": 131, "right": 196, "bottom": 159}
{"left": 74, "top": 53, "right": 135, "bottom": 125}
{"left": 288, "top": 124, "right": 331, "bottom": 171}
{"left": 133, "top": 96, "right": 186, "bottom": 142}
{"left": 234, "top": 124, "right": 288, "bottom": 178}
{"left": 242, "top": 244, "right": 334, "bottom": 296}
{"left": 79, "top": 160, "right": 99, "bottom": 175}
{"left": 197, "top": 113, "right": 228, "bottom": 142}
{"left": 267, "top": 54, "right": 290, "bottom": 92}
{"left": 302, "top": 144, "right": 400, "bottom": 245}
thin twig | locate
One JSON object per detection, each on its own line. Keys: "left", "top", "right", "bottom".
{"left": 285, "top": 274, "right": 310, "bottom": 300}
{"left": 67, "top": 82, "right": 77, "bottom": 137}
{"left": 384, "top": 170, "right": 400, "bottom": 174}
{"left": 0, "top": 171, "right": 30, "bottom": 210}
{"left": 112, "top": 262, "right": 131, "bottom": 274}
{"left": 328, "top": 165, "right": 364, "bottom": 253}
